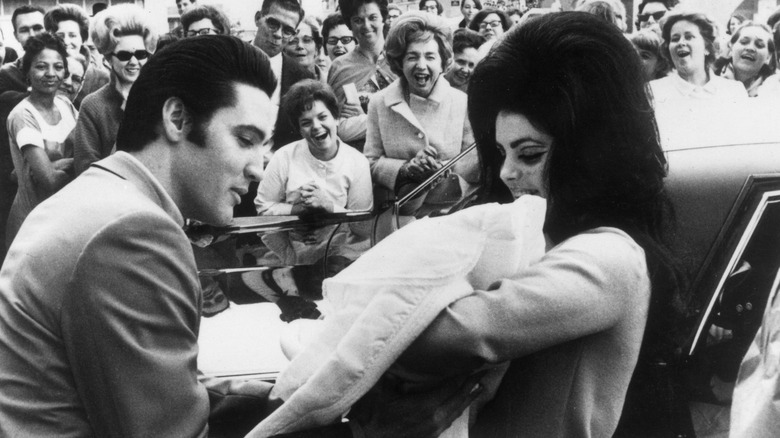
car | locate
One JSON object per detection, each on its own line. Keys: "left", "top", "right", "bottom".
{"left": 196, "top": 99, "right": 780, "bottom": 436}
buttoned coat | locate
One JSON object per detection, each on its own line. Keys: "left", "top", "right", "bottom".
{"left": 364, "top": 77, "right": 478, "bottom": 192}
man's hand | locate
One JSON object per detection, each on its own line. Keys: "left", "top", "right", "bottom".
{"left": 348, "top": 371, "right": 486, "bottom": 438}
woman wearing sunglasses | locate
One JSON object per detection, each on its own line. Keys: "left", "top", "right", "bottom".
{"left": 72, "top": 4, "right": 157, "bottom": 176}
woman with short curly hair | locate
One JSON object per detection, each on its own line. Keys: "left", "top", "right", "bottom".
{"left": 365, "top": 11, "right": 479, "bottom": 216}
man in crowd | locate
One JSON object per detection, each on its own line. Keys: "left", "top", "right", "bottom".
{"left": 170, "top": 0, "right": 197, "bottom": 37}
{"left": 0, "top": 5, "right": 45, "bottom": 94}
{"left": 0, "top": 35, "right": 481, "bottom": 437}
{"left": 236, "top": 0, "right": 316, "bottom": 218}
{"left": 252, "top": 0, "right": 315, "bottom": 148}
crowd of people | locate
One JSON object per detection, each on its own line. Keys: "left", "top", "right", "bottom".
{"left": 0, "top": 0, "right": 779, "bottom": 436}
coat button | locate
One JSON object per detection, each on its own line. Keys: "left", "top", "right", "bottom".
{"left": 736, "top": 304, "right": 744, "bottom": 313}
{"left": 417, "top": 132, "right": 424, "bottom": 139}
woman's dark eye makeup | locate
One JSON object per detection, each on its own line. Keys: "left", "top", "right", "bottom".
{"left": 519, "top": 151, "right": 546, "bottom": 164}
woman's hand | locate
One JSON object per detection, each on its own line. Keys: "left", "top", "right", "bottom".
{"left": 399, "top": 147, "right": 442, "bottom": 184}
{"left": 414, "top": 146, "right": 442, "bottom": 172}
{"left": 298, "top": 182, "right": 334, "bottom": 213}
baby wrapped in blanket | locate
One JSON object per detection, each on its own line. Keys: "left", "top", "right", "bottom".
{"left": 247, "top": 195, "right": 547, "bottom": 438}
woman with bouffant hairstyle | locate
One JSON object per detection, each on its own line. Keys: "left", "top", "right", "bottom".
{"left": 402, "top": 12, "right": 685, "bottom": 437}
{"left": 72, "top": 4, "right": 158, "bottom": 175}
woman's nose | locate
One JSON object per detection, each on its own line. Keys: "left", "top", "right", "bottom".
{"left": 500, "top": 162, "right": 519, "bottom": 181}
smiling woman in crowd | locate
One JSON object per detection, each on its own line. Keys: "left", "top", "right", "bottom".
{"left": 364, "top": 11, "right": 479, "bottom": 215}
{"left": 255, "top": 79, "right": 372, "bottom": 265}
{"left": 322, "top": 13, "right": 356, "bottom": 61}
{"left": 715, "top": 21, "right": 778, "bottom": 97}
{"left": 284, "top": 16, "right": 327, "bottom": 82}
{"left": 444, "top": 28, "right": 485, "bottom": 93}
{"left": 71, "top": 4, "right": 157, "bottom": 175}
{"left": 43, "top": 4, "right": 109, "bottom": 109}
{"left": 6, "top": 34, "right": 78, "bottom": 248}
{"left": 399, "top": 12, "right": 684, "bottom": 437}
{"left": 650, "top": 11, "right": 746, "bottom": 104}
{"left": 327, "top": 0, "right": 397, "bottom": 149}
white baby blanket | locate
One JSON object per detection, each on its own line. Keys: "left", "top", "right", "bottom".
{"left": 248, "top": 195, "right": 547, "bottom": 437}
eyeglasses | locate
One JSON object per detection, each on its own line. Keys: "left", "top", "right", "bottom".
{"left": 326, "top": 36, "right": 355, "bottom": 45}
{"left": 265, "top": 16, "right": 296, "bottom": 39}
{"left": 109, "top": 50, "right": 150, "bottom": 62}
{"left": 638, "top": 11, "right": 665, "bottom": 22}
{"left": 185, "top": 28, "right": 219, "bottom": 37}
{"left": 479, "top": 20, "right": 502, "bottom": 30}
{"left": 290, "top": 36, "right": 315, "bottom": 46}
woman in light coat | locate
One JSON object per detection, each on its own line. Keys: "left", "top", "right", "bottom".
{"left": 364, "top": 11, "right": 479, "bottom": 213}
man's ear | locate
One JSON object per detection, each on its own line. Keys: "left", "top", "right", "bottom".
{"left": 160, "top": 96, "right": 192, "bottom": 143}
{"left": 255, "top": 11, "right": 263, "bottom": 27}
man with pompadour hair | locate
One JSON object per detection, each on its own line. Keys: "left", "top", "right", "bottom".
{"left": 0, "top": 35, "right": 482, "bottom": 437}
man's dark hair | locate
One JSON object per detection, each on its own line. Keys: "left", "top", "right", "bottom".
{"left": 22, "top": 33, "right": 69, "bottom": 78}
{"left": 12, "top": 6, "right": 45, "bottom": 33}
{"left": 116, "top": 36, "right": 277, "bottom": 152}
{"left": 44, "top": 4, "right": 91, "bottom": 43}
{"left": 452, "top": 28, "right": 485, "bottom": 54}
{"left": 258, "top": 0, "right": 304, "bottom": 23}
{"left": 181, "top": 4, "right": 232, "bottom": 35}
{"left": 339, "top": 0, "right": 388, "bottom": 27}
{"left": 281, "top": 79, "right": 340, "bottom": 132}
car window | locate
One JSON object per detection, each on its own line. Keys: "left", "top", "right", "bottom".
{"left": 686, "top": 176, "right": 780, "bottom": 433}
